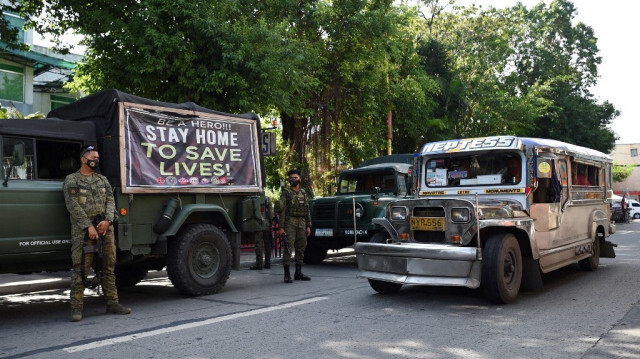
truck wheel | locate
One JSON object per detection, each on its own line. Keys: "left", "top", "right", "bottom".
{"left": 303, "top": 245, "right": 328, "bottom": 264}
{"left": 482, "top": 233, "right": 522, "bottom": 304}
{"left": 167, "top": 224, "right": 231, "bottom": 296}
{"left": 368, "top": 279, "right": 402, "bottom": 294}
{"left": 579, "top": 233, "right": 600, "bottom": 271}
{"left": 115, "top": 264, "right": 148, "bottom": 288}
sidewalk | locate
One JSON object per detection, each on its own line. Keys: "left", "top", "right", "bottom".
{"left": 0, "top": 248, "right": 355, "bottom": 296}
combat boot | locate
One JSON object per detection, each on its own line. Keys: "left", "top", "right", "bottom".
{"left": 250, "top": 264, "right": 263, "bottom": 270}
{"left": 294, "top": 264, "right": 311, "bottom": 281}
{"left": 106, "top": 302, "right": 131, "bottom": 315}
{"left": 69, "top": 307, "right": 83, "bottom": 322}
{"left": 284, "top": 265, "right": 293, "bottom": 283}
{"left": 264, "top": 256, "right": 271, "bottom": 269}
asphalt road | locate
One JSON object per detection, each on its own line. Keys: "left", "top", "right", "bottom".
{"left": 1, "top": 221, "right": 639, "bottom": 359}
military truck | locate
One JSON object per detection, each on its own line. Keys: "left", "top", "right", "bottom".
{"left": 304, "top": 154, "right": 414, "bottom": 264}
{"left": 0, "top": 89, "right": 271, "bottom": 296}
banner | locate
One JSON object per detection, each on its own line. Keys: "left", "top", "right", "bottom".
{"left": 121, "top": 104, "right": 261, "bottom": 193}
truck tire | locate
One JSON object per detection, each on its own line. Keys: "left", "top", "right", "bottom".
{"left": 115, "top": 264, "right": 148, "bottom": 288}
{"left": 303, "top": 244, "right": 328, "bottom": 264}
{"left": 482, "top": 233, "right": 522, "bottom": 304}
{"left": 167, "top": 224, "right": 231, "bottom": 296}
{"left": 579, "top": 233, "right": 600, "bottom": 271}
{"left": 368, "top": 279, "right": 402, "bottom": 294}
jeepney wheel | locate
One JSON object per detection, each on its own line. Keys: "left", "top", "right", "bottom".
{"left": 368, "top": 279, "right": 402, "bottom": 294}
{"left": 115, "top": 263, "right": 148, "bottom": 288}
{"left": 579, "top": 233, "right": 600, "bottom": 271}
{"left": 370, "top": 231, "right": 391, "bottom": 244}
{"left": 167, "top": 224, "right": 231, "bottom": 296}
{"left": 303, "top": 244, "right": 328, "bottom": 264}
{"left": 482, "top": 233, "right": 522, "bottom": 304}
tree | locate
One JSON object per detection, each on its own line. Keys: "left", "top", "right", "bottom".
{"left": 612, "top": 161, "right": 634, "bottom": 183}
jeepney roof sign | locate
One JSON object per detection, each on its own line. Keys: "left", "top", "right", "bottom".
{"left": 420, "top": 136, "right": 520, "bottom": 155}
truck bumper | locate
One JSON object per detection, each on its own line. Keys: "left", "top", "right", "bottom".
{"left": 354, "top": 242, "right": 482, "bottom": 288}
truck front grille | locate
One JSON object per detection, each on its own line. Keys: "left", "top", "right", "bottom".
{"left": 314, "top": 203, "right": 335, "bottom": 220}
{"left": 413, "top": 231, "right": 446, "bottom": 243}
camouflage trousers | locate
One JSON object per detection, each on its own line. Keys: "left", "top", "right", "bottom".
{"left": 252, "top": 231, "right": 272, "bottom": 266}
{"left": 70, "top": 228, "right": 118, "bottom": 311}
{"left": 282, "top": 223, "right": 307, "bottom": 266}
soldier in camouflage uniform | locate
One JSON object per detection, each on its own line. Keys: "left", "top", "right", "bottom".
{"left": 278, "top": 169, "right": 311, "bottom": 283}
{"left": 63, "top": 145, "right": 131, "bottom": 322}
{"left": 249, "top": 196, "right": 274, "bottom": 270}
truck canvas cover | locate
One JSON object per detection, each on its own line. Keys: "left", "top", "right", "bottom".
{"left": 47, "top": 89, "right": 264, "bottom": 193}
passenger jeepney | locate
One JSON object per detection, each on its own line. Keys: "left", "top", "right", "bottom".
{"left": 354, "top": 136, "right": 617, "bottom": 303}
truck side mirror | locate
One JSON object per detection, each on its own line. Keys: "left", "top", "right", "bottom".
{"left": 371, "top": 186, "right": 380, "bottom": 200}
{"left": 3, "top": 142, "right": 25, "bottom": 187}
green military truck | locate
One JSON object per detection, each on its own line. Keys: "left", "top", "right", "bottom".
{"left": 0, "top": 89, "right": 270, "bottom": 296}
{"left": 304, "top": 154, "right": 414, "bottom": 263}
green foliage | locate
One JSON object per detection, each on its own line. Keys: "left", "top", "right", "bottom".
{"left": 612, "top": 161, "right": 635, "bottom": 183}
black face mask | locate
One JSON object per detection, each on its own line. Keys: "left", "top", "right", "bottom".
{"left": 86, "top": 159, "right": 99, "bottom": 170}
{"left": 289, "top": 179, "right": 300, "bottom": 187}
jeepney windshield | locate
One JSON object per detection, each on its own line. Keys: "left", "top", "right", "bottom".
{"left": 338, "top": 170, "right": 398, "bottom": 194}
{"left": 424, "top": 151, "right": 523, "bottom": 187}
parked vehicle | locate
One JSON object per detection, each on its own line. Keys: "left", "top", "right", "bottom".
{"left": 305, "top": 154, "right": 414, "bottom": 264}
{"left": 0, "top": 89, "right": 271, "bottom": 296}
{"left": 355, "top": 136, "right": 617, "bottom": 303}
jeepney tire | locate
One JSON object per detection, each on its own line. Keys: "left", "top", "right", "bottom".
{"left": 370, "top": 231, "right": 391, "bottom": 244}
{"left": 167, "top": 224, "right": 231, "bottom": 296}
{"left": 368, "top": 279, "right": 402, "bottom": 294}
{"left": 482, "top": 233, "right": 522, "bottom": 304}
{"left": 579, "top": 233, "right": 600, "bottom": 272}
{"left": 303, "top": 245, "right": 328, "bottom": 264}
{"left": 115, "top": 264, "right": 148, "bottom": 288}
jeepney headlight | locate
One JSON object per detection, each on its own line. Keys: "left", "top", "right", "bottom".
{"left": 391, "top": 206, "right": 407, "bottom": 221}
{"left": 355, "top": 206, "right": 364, "bottom": 219}
{"left": 451, "top": 208, "right": 470, "bottom": 223}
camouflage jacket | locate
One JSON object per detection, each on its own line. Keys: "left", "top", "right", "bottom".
{"left": 63, "top": 171, "right": 115, "bottom": 235}
{"left": 279, "top": 187, "right": 311, "bottom": 229}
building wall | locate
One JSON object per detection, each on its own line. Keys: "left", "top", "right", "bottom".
{"left": 610, "top": 143, "right": 640, "bottom": 201}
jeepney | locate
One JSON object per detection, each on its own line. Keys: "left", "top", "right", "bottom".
{"left": 355, "top": 136, "right": 617, "bottom": 303}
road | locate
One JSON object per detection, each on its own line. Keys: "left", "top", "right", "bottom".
{"left": 1, "top": 221, "right": 639, "bottom": 359}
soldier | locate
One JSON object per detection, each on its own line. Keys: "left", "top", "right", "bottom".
{"left": 63, "top": 145, "right": 131, "bottom": 322}
{"left": 278, "top": 169, "right": 311, "bottom": 283}
{"left": 249, "top": 196, "right": 274, "bottom": 270}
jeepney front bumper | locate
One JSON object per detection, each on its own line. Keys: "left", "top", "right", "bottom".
{"left": 354, "top": 242, "right": 482, "bottom": 288}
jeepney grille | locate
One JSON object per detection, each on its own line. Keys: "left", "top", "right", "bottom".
{"left": 414, "top": 231, "right": 446, "bottom": 243}
{"left": 313, "top": 204, "right": 335, "bottom": 220}
{"left": 413, "top": 207, "right": 445, "bottom": 217}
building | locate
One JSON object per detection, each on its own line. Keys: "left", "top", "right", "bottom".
{"left": 610, "top": 143, "right": 640, "bottom": 201}
{"left": 0, "top": 9, "right": 81, "bottom": 116}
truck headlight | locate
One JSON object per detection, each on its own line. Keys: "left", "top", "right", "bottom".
{"left": 451, "top": 208, "right": 470, "bottom": 223}
{"left": 355, "top": 206, "right": 364, "bottom": 219}
{"left": 391, "top": 206, "right": 407, "bottom": 221}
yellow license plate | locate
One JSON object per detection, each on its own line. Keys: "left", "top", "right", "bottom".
{"left": 410, "top": 217, "right": 446, "bottom": 231}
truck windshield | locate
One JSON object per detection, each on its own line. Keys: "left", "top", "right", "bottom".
{"left": 339, "top": 170, "right": 397, "bottom": 194}
{"left": 424, "top": 152, "right": 522, "bottom": 187}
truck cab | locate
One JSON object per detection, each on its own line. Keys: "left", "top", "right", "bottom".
{"left": 305, "top": 155, "right": 413, "bottom": 264}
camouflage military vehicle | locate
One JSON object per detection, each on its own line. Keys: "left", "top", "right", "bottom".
{"left": 0, "top": 89, "right": 271, "bottom": 296}
{"left": 304, "top": 154, "right": 414, "bottom": 264}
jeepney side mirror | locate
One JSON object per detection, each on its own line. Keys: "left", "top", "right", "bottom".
{"left": 3, "top": 142, "right": 25, "bottom": 187}
{"left": 371, "top": 186, "right": 381, "bottom": 200}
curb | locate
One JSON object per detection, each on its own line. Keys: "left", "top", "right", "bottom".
{"left": 0, "top": 249, "right": 355, "bottom": 296}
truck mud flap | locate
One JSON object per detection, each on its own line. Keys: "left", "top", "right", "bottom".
{"left": 227, "top": 232, "right": 241, "bottom": 270}
{"left": 600, "top": 239, "right": 616, "bottom": 258}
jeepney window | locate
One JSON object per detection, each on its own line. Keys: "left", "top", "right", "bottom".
{"left": 397, "top": 174, "right": 407, "bottom": 196}
{"left": 2, "top": 136, "right": 35, "bottom": 179}
{"left": 571, "top": 162, "right": 599, "bottom": 187}
{"left": 424, "top": 152, "right": 522, "bottom": 187}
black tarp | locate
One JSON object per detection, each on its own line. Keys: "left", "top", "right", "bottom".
{"left": 47, "top": 89, "right": 265, "bottom": 188}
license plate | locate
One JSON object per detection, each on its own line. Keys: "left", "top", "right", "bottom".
{"left": 315, "top": 228, "right": 333, "bottom": 237}
{"left": 410, "top": 217, "right": 446, "bottom": 231}
{"left": 345, "top": 229, "right": 368, "bottom": 235}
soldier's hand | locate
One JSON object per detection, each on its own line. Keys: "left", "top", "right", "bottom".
{"left": 88, "top": 226, "right": 99, "bottom": 240}
{"left": 306, "top": 227, "right": 311, "bottom": 237}
{"left": 96, "top": 220, "right": 110, "bottom": 234}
